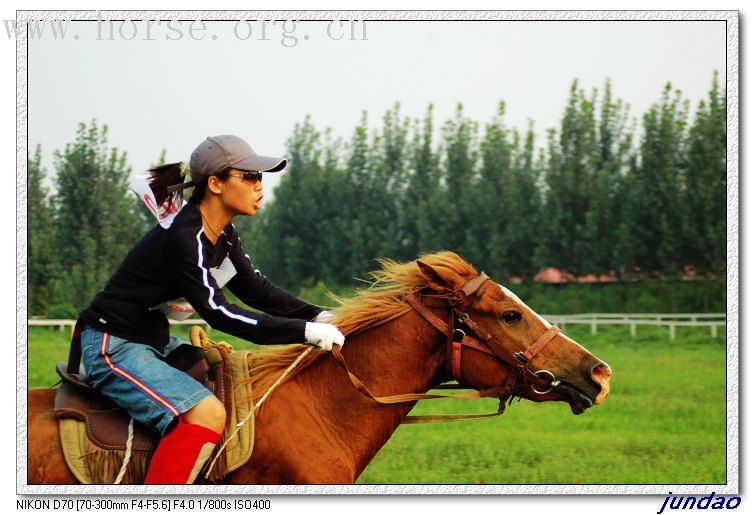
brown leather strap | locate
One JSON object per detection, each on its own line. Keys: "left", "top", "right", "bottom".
{"left": 67, "top": 319, "right": 86, "bottom": 374}
{"left": 460, "top": 272, "right": 489, "bottom": 297}
{"left": 408, "top": 293, "right": 551, "bottom": 392}
{"left": 458, "top": 313, "right": 554, "bottom": 391}
{"left": 520, "top": 325, "right": 561, "bottom": 362}
{"left": 331, "top": 346, "right": 484, "bottom": 403}
{"left": 446, "top": 307, "right": 455, "bottom": 380}
{"left": 451, "top": 341, "right": 462, "bottom": 379}
{"left": 406, "top": 296, "right": 494, "bottom": 354}
{"left": 407, "top": 294, "right": 500, "bottom": 384}
{"left": 453, "top": 310, "right": 527, "bottom": 371}
{"left": 401, "top": 397, "right": 507, "bottom": 424}
{"left": 329, "top": 347, "right": 510, "bottom": 423}
{"left": 406, "top": 295, "right": 452, "bottom": 337}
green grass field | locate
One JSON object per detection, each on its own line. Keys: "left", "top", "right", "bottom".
{"left": 26, "top": 324, "right": 727, "bottom": 485}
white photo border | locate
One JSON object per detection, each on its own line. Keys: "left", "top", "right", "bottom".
{"left": 16, "top": 9, "right": 739, "bottom": 495}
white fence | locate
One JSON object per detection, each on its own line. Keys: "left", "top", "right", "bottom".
{"left": 542, "top": 313, "right": 726, "bottom": 339}
{"left": 28, "top": 313, "right": 726, "bottom": 340}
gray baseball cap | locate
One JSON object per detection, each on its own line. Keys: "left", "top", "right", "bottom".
{"left": 168, "top": 135, "right": 286, "bottom": 192}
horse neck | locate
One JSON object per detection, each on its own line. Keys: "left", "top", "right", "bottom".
{"left": 311, "top": 308, "right": 448, "bottom": 478}
{"left": 342, "top": 308, "right": 449, "bottom": 397}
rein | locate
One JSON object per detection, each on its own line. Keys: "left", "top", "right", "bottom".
{"left": 330, "top": 346, "right": 509, "bottom": 423}
{"left": 330, "top": 272, "right": 563, "bottom": 424}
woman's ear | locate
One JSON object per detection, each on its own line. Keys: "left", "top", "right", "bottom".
{"left": 207, "top": 176, "right": 223, "bottom": 195}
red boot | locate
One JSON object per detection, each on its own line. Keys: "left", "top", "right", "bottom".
{"left": 144, "top": 418, "right": 222, "bottom": 484}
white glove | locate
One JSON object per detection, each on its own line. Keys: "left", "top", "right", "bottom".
{"left": 314, "top": 310, "right": 335, "bottom": 324}
{"left": 305, "top": 322, "right": 345, "bottom": 352}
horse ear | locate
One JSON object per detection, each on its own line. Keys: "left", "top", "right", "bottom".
{"left": 417, "top": 260, "right": 464, "bottom": 292}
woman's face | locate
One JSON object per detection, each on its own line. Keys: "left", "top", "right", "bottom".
{"left": 214, "top": 168, "right": 264, "bottom": 216}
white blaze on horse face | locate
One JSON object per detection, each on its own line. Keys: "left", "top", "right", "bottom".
{"left": 500, "top": 284, "right": 611, "bottom": 404}
{"left": 500, "top": 285, "right": 595, "bottom": 356}
{"left": 500, "top": 286, "right": 552, "bottom": 328}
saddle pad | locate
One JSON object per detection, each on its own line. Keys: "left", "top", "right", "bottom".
{"left": 58, "top": 328, "right": 256, "bottom": 484}
{"left": 58, "top": 418, "right": 154, "bottom": 484}
{"left": 190, "top": 329, "right": 255, "bottom": 478}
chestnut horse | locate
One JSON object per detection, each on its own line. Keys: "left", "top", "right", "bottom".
{"left": 26, "top": 252, "right": 611, "bottom": 484}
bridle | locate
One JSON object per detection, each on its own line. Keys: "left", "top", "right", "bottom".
{"left": 406, "top": 272, "right": 562, "bottom": 399}
{"left": 329, "top": 272, "right": 564, "bottom": 424}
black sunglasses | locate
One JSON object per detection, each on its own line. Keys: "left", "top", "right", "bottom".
{"left": 229, "top": 171, "right": 263, "bottom": 183}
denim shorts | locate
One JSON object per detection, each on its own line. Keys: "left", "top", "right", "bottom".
{"left": 80, "top": 324, "right": 213, "bottom": 435}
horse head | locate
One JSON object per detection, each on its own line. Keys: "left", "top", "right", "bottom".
{"left": 415, "top": 254, "right": 611, "bottom": 415}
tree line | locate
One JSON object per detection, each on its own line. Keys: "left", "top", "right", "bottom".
{"left": 27, "top": 73, "right": 725, "bottom": 317}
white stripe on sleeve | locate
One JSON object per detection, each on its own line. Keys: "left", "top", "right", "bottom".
{"left": 195, "top": 229, "right": 258, "bottom": 326}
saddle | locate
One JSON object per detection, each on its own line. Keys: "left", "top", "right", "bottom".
{"left": 53, "top": 324, "right": 255, "bottom": 484}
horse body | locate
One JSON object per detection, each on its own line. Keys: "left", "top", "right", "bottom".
{"left": 26, "top": 252, "right": 612, "bottom": 485}
{"left": 228, "top": 310, "right": 445, "bottom": 484}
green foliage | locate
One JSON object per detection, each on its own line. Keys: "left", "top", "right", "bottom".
{"left": 583, "top": 80, "right": 633, "bottom": 274}
{"left": 27, "top": 146, "right": 58, "bottom": 316}
{"left": 406, "top": 105, "right": 443, "bottom": 257}
{"left": 622, "top": 84, "right": 689, "bottom": 274}
{"left": 27, "top": 73, "right": 726, "bottom": 317}
{"left": 538, "top": 80, "right": 598, "bottom": 275}
{"left": 44, "top": 121, "right": 149, "bottom": 316}
{"left": 442, "top": 104, "right": 479, "bottom": 255}
{"left": 494, "top": 121, "right": 544, "bottom": 279}
{"left": 681, "top": 71, "right": 727, "bottom": 276}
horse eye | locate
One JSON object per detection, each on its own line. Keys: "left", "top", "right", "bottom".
{"left": 502, "top": 311, "right": 522, "bottom": 324}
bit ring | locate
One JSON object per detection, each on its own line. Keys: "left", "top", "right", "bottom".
{"left": 532, "top": 369, "right": 560, "bottom": 395}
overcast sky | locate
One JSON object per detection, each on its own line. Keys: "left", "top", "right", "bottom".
{"left": 29, "top": 19, "right": 725, "bottom": 196}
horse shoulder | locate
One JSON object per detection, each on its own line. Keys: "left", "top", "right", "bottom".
{"left": 232, "top": 371, "right": 358, "bottom": 484}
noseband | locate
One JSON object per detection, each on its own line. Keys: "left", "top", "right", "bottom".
{"left": 406, "top": 272, "right": 562, "bottom": 400}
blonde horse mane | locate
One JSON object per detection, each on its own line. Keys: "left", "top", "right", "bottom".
{"left": 248, "top": 251, "right": 477, "bottom": 402}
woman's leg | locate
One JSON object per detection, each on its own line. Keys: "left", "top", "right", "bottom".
{"left": 142, "top": 396, "right": 227, "bottom": 484}
{"left": 80, "top": 327, "right": 225, "bottom": 484}
{"left": 143, "top": 417, "right": 222, "bottom": 484}
{"left": 182, "top": 396, "right": 226, "bottom": 434}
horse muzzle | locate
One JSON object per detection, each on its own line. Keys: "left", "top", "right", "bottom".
{"left": 550, "top": 360, "right": 611, "bottom": 414}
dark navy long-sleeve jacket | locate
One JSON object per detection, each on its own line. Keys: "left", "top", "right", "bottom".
{"left": 80, "top": 202, "right": 322, "bottom": 347}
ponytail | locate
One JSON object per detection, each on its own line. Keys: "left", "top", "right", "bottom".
{"left": 148, "top": 162, "right": 230, "bottom": 206}
{"left": 147, "top": 162, "right": 186, "bottom": 206}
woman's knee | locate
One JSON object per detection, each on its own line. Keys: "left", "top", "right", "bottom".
{"left": 182, "top": 396, "right": 226, "bottom": 433}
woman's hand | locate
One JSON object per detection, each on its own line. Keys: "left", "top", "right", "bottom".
{"left": 304, "top": 322, "right": 345, "bottom": 352}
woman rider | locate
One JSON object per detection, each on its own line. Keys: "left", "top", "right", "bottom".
{"left": 77, "top": 135, "right": 344, "bottom": 484}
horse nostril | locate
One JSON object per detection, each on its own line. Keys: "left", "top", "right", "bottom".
{"left": 591, "top": 362, "right": 612, "bottom": 404}
{"left": 592, "top": 362, "right": 612, "bottom": 384}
